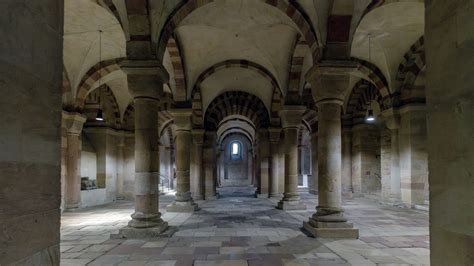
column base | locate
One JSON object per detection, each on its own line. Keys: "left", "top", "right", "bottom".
{"left": 269, "top": 192, "right": 283, "bottom": 199}
{"left": 193, "top": 195, "right": 204, "bottom": 200}
{"left": 303, "top": 219, "right": 359, "bottom": 239}
{"left": 113, "top": 222, "right": 174, "bottom": 239}
{"left": 205, "top": 195, "right": 218, "bottom": 200}
{"left": 256, "top": 193, "right": 268, "bottom": 198}
{"left": 342, "top": 190, "right": 353, "bottom": 198}
{"left": 277, "top": 200, "right": 306, "bottom": 210}
{"left": 166, "top": 201, "right": 200, "bottom": 212}
{"left": 308, "top": 189, "right": 318, "bottom": 195}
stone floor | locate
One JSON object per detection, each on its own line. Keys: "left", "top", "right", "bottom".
{"left": 61, "top": 187, "right": 430, "bottom": 265}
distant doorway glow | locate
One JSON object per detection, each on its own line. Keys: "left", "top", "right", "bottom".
{"left": 232, "top": 143, "right": 239, "bottom": 155}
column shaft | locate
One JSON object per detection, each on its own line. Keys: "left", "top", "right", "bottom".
{"left": 309, "top": 133, "right": 318, "bottom": 194}
{"left": 65, "top": 133, "right": 82, "bottom": 209}
{"left": 129, "top": 98, "right": 163, "bottom": 228}
{"left": 269, "top": 141, "right": 281, "bottom": 198}
{"left": 390, "top": 128, "right": 401, "bottom": 200}
{"left": 317, "top": 102, "right": 343, "bottom": 212}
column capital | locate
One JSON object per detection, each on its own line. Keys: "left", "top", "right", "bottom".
{"left": 62, "top": 111, "right": 86, "bottom": 135}
{"left": 279, "top": 105, "right": 306, "bottom": 128}
{"left": 382, "top": 108, "right": 401, "bottom": 130}
{"left": 268, "top": 127, "right": 282, "bottom": 143}
{"left": 192, "top": 129, "right": 205, "bottom": 144}
{"left": 121, "top": 60, "right": 169, "bottom": 99}
{"left": 305, "top": 61, "right": 357, "bottom": 103}
{"left": 120, "top": 60, "right": 169, "bottom": 81}
{"left": 170, "top": 109, "right": 192, "bottom": 131}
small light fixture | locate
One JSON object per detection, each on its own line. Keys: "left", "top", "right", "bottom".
{"left": 366, "top": 108, "right": 375, "bottom": 122}
{"left": 96, "top": 109, "right": 104, "bottom": 121}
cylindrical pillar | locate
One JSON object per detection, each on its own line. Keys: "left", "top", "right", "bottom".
{"left": 309, "top": 132, "right": 318, "bottom": 194}
{"left": 65, "top": 133, "right": 82, "bottom": 208}
{"left": 119, "top": 61, "right": 169, "bottom": 235}
{"left": 63, "top": 112, "right": 86, "bottom": 209}
{"left": 129, "top": 97, "right": 163, "bottom": 228}
{"left": 192, "top": 130, "right": 205, "bottom": 200}
{"left": 277, "top": 106, "right": 306, "bottom": 210}
{"left": 269, "top": 128, "right": 281, "bottom": 198}
{"left": 315, "top": 101, "right": 343, "bottom": 219}
{"left": 167, "top": 109, "right": 198, "bottom": 212}
{"left": 341, "top": 128, "right": 353, "bottom": 197}
{"left": 390, "top": 128, "right": 401, "bottom": 199}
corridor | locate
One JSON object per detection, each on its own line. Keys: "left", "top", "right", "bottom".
{"left": 61, "top": 188, "right": 429, "bottom": 266}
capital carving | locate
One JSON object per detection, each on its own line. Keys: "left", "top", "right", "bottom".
{"left": 121, "top": 60, "right": 169, "bottom": 99}
{"left": 192, "top": 129, "right": 205, "bottom": 145}
{"left": 279, "top": 105, "right": 306, "bottom": 129}
{"left": 305, "top": 61, "right": 357, "bottom": 103}
{"left": 62, "top": 111, "right": 86, "bottom": 135}
{"left": 382, "top": 108, "right": 400, "bottom": 130}
{"left": 268, "top": 127, "right": 282, "bottom": 143}
{"left": 170, "top": 109, "right": 193, "bottom": 132}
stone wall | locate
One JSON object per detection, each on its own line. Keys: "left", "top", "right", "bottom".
{"left": 0, "top": 0, "right": 63, "bottom": 264}
{"left": 425, "top": 1, "right": 474, "bottom": 264}
{"left": 351, "top": 124, "right": 382, "bottom": 196}
{"left": 221, "top": 135, "right": 251, "bottom": 186}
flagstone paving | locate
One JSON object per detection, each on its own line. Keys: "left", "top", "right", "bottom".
{"left": 61, "top": 187, "right": 429, "bottom": 265}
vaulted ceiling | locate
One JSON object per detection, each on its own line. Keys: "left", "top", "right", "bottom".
{"left": 63, "top": 0, "right": 426, "bottom": 131}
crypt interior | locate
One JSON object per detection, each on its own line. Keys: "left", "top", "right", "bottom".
{"left": 1, "top": 0, "right": 473, "bottom": 265}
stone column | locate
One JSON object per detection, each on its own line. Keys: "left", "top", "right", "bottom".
{"left": 269, "top": 128, "right": 282, "bottom": 198}
{"left": 382, "top": 109, "right": 402, "bottom": 204}
{"left": 277, "top": 106, "right": 307, "bottom": 210}
{"left": 192, "top": 129, "right": 205, "bottom": 200}
{"left": 204, "top": 132, "right": 217, "bottom": 199}
{"left": 341, "top": 128, "right": 352, "bottom": 197}
{"left": 119, "top": 60, "right": 168, "bottom": 236}
{"left": 167, "top": 109, "right": 199, "bottom": 212}
{"left": 398, "top": 105, "right": 428, "bottom": 207}
{"left": 309, "top": 132, "right": 318, "bottom": 194}
{"left": 304, "top": 63, "right": 359, "bottom": 238}
{"left": 426, "top": 1, "right": 474, "bottom": 263}
{"left": 256, "top": 130, "right": 270, "bottom": 198}
{"left": 63, "top": 112, "right": 86, "bottom": 209}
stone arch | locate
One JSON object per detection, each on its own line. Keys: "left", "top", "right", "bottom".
{"left": 156, "top": 0, "right": 320, "bottom": 62}
{"left": 75, "top": 58, "right": 123, "bottom": 111}
{"left": 351, "top": 57, "right": 392, "bottom": 109}
{"left": 204, "top": 91, "right": 270, "bottom": 131}
{"left": 345, "top": 79, "right": 385, "bottom": 124}
{"left": 287, "top": 35, "right": 307, "bottom": 99}
{"left": 167, "top": 36, "right": 187, "bottom": 102}
{"left": 191, "top": 60, "right": 283, "bottom": 128}
{"left": 395, "top": 36, "right": 426, "bottom": 105}
{"left": 83, "top": 85, "right": 122, "bottom": 129}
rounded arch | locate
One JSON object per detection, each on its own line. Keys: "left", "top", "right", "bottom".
{"left": 83, "top": 85, "right": 122, "bottom": 130}
{"left": 157, "top": 0, "right": 320, "bottom": 63}
{"left": 204, "top": 91, "right": 270, "bottom": 131}
{"left": 74, "top": 58, "right": 123, "bottom": 111}
{"left": 345, "top": 79, "right": 386, "bottom": 124}
{"left": 395, "top": 36, "right": 426, "bottom": 106}
{"left": 192, "top": 60, "right": 283, "bottom": 128}
{"left": 166, "top": 36, "right": 187, "bottom": 102}
{"left": 351, "top": 57, "right": 392, "bottom": 109}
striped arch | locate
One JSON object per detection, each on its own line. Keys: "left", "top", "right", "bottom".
{"left": 122, "top": 102, "right": 134, "bottom": 131}
{"left": 191, "top": 60, "right": 283, "bottom": 128}
{"left": 345, "top": 79, "right": 385, "bottom": 124}
{"left": 204, "top": 91, "right": 270, "bottom": 131}
{"left": 351, "top": 57, "right": 392, "bottom": 109}
{"left": 157, "top": 0, "right": 320, "bottom": 62}
{"left": 75, "top": 58, "right": 123, "bottom": 110}
{"left": 287, "top": 35, "right": 307, "bottom": 96}
{"left": 100, "top": 0, "right": 122, "bottom": 27}
{"left": 395, "top": 36, "right": 425, "bottom": 105}
{"left": 83, "top": 85, "right": 122, "bottom": 129}
{"left": 167, "top": 36, "right": 187, "bottom": 102}
{"left": 63, "top": 68, "right": 73, "bottom": 110}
